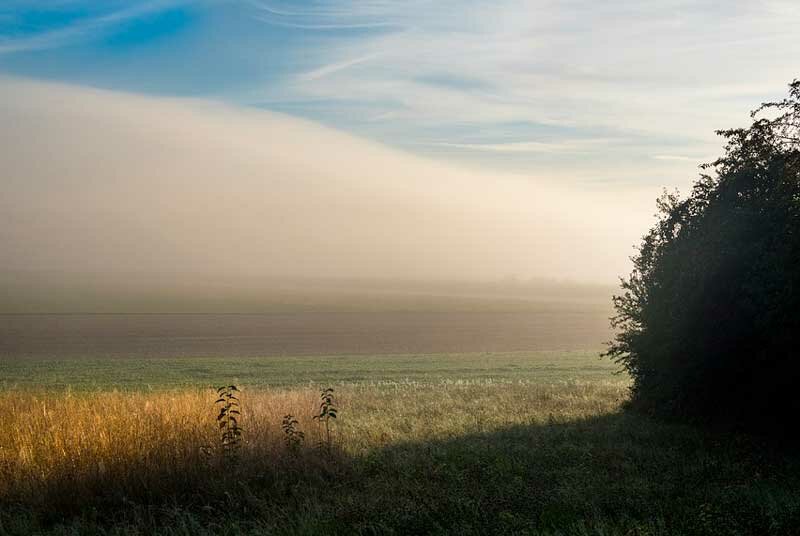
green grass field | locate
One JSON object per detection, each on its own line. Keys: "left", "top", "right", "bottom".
{"left": 1, "top": 352, "right": 799, "bottom": 535}
{"left": 0, "top": 350, "right": 616, "bottom": 391}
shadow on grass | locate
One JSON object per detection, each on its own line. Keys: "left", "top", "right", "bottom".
{"left": 344, "top": 411, "right": 800, "bottom": 535}
{"left": 4, "top": 410, "right": 800, "bottom": 535}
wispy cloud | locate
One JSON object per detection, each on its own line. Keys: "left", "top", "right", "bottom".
{"left": 0, "top": 0, "right": 183, "bottom": 54}
{"left": 299, "top": 53, "right": 379, "bottom": 82}
{"left": 652, "top": 155, "right": 697, "bottom": 162}
{"left": 435, "top": 138, "right": 619, "bottom": 154}
{"left": 243, "top": 0, "right": 800, "bottom": 183}
{"left": 245, "top": 0, "right": 402, "bottom": 30}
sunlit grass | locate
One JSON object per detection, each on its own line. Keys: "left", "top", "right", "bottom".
{"left": 0, "top": 381, "right": 627, "bottom": 507}
{"left": 1, "top": 363, "right": 798, "bottom": 535}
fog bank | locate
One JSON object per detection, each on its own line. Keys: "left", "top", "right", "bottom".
{"left": 1, "top": 78, "right": 657, "bottom": 309}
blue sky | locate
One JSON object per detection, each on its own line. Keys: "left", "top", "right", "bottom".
{"left": 1, "top": 0, "right": 799, "bottom": 185}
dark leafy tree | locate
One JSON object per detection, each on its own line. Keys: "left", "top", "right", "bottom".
{"left": 605, "top": 80, "right": 800, "bottom": 433}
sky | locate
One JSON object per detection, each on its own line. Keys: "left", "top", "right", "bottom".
{"left": 1, "top": 1, "right": 799, "bottom": 296}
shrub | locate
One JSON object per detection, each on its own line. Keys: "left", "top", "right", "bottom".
{"left": 281, "top": 414, "right": 305, "bottom": 454}
{"left": 313, "top": 387, "right": 338, "bottom": 454}
{"left": 605, "top": 79, "right": 800, "bottom": 433}
{"left": 216, "top": 385, "right": 243, "bottom": 460}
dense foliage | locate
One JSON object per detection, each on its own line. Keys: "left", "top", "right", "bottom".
{"left": 607, "top": 80, "right": 800, "bottom": 432}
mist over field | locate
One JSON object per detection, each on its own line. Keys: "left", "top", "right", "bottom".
{"left": 3, "top": 2, "right": 800, "bottom": 533}
{"left": 0, "top": 78, "right": 655, "bottom": 313}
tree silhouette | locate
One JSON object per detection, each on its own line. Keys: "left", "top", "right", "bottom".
{"left": 606, "top": 79, "right": 800, "bottom": 433}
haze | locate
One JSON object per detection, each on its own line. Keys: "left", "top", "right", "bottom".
{"left": 1, "top": 77, "right": 653, "bottom": 311}
{"left": 2, "top": 0, "right": 797, "bottom": 311}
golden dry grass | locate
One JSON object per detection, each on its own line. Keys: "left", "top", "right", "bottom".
{"left": 3, "top": 378, "right": 800, "bottom": 535}
{"left": 0, "top": 381, "right": 627, "bottom": 508}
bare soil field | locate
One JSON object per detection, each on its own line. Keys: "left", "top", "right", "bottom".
{"left": 0, "top": 307, "right": 610, "bottom": 360}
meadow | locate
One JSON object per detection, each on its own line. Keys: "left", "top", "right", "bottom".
{"left": 0, "top": 351, "right": 613, "bottom": 391}
{"left": 2, "top": 351, "right": 799, "bottom": 535}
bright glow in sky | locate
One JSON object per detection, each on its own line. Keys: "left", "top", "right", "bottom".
{"left": 1, "top": 1, "right": 799, "bottom": 288}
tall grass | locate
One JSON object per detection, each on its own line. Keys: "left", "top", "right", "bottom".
{"left": 0, "top": 382, "right": 623, "bottom": 509}
{"left": 3, "top": 380, "right": 798, "bottom": 535}
{"left": 0, "top": 388, "right": 324, "bottom": 510}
